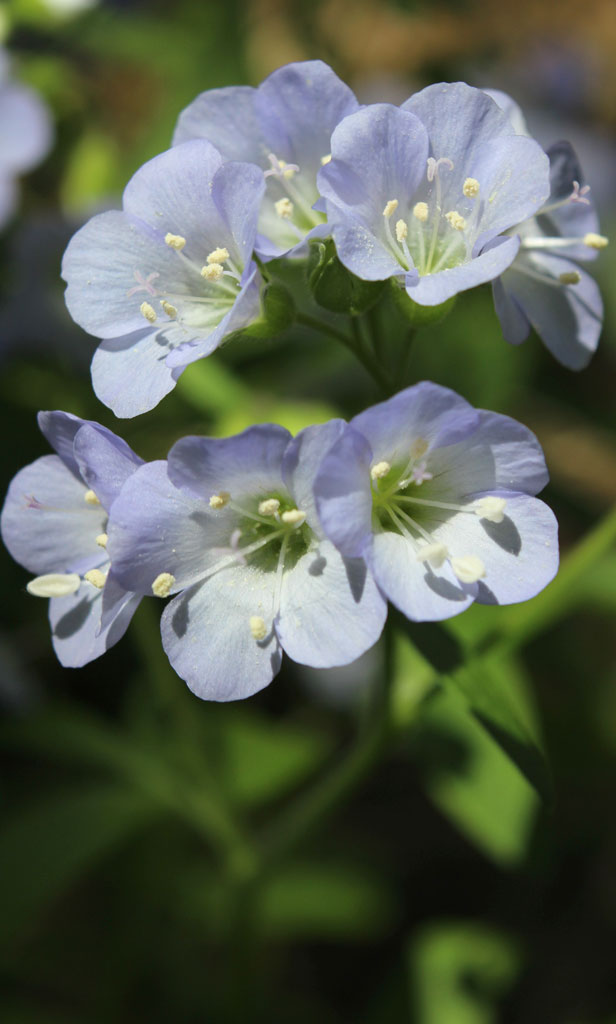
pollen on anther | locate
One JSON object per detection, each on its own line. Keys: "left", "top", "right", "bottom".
{"left": 165, "top": 233, "right": 186, "bottom": 250}
{"left": 445, "top": 210, "right": 466, "bottom": 231}
{"left": 140, "top": 301, "right": 157, "bottom": 323}
{"left": 416, "top": 542, "right": 448, "bottom": 569}
{"left": 410, "top": 438, "right": 429, "bottom": 458}
{"left": 27, "top": 572, "right": 81, "bottom": 598}
{"left": 201, "top": 263, "right": 224, "bottom": 281}
{"left": 96, "top": 533, "right": 108, "bottom": 548}
{"left": 451, "top": 555, "right": 486, "bottom": 584}
{"left": 152, "top": 572, "right": 175, "bottom": 598}
{"left": 383, "top": 199, "right": 399, "bottom": 219}
{"left": 396, "top": 219, "right": 409, "bottom": 243}
{"left": 474, "top": 497, "right": 506, "bottom": 523}
{"left": 281, "top": 509, "right": 306, "bottom": 525}
{"left": 584, "top": 233, "right": 608, "bottom": 249}
{"left": 84, "top": 568, "right": 107, "bottom": 589}
{"left": 371, "top": 461, "right": 391, "bottom": 481}
{"left": 258, "top": 498, "right": 280, "bottom": 517}
{"left": 209, "top": 491, "right": 230, "bottom": 509}
{"left": 321, "top": 154, "right": 332, "bottom": 165}
{"left": 463, "top": 177, "right": 480, "bottom": 198}
{"left": 275, "top": 198, "right": 294, "bottom": 219}
{"left": 249, "top": 615, "right": 268, "bottom": 641}
{"left": 559, "top": 271, "right": 581, "bottom": 285}
{"left": 84, "top": 489, "right": 100, "bottom": 506}
{"left": 207, "top": 247, "right": 229, "bottom": 265}
{"left": 412, "top": 202, "right": 428, "bottom": 223}
{"left": 160, "top": 300, "right": 177, "bottom": 317}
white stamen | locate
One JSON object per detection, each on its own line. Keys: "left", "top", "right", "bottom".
{"left": 84, "top": 489, "right": 100, "bottom": 506}
{"left": 383, "top": 199, "right": 399, "bottom": 219}
{"left": 412, "top": 202, "right": 428, "bottom": 223}
{"left": 140, "top": 301, "right": 157, "bottom": 323}
{"left": 321, "top": 154, "right": 332, "bottom": 165}
{"left": 281, "top": 509, "right": 305, "bottom": 526}
{"left": 96, "top": 533, "right": 108, "bottom": 548}
{"left": 207, "top": 247, "right": 230, "bottom": 265}
{"left": 416, "top": 542, "right": 449, "bottom": 569}
{"left": 165, "top": 233, "right": 186, "bottom": 250}
{"left": 451, "top": 556, "right": 486, "bottom": 584}
{"left": 26, "top": 572, "right": 81, "bottom": 598}
{"left": 84, "top": 568, "right": 107, "bottom": 589}
{"left": 445, "top": 210, "right": 466, "bottom": 231}
{"left": 210, "top": 491, "right": 230, "bottom": 510}
{"left": 558, "top": 271, "right": 581, "bottom": 285}
{"left": 371, "top": 461, "right": 391, "bottom": 481}
{"left": 249, "top": 615, "right": 268, "bottom": 641}
{"left": 258, "top": 498, "right": 280, "bottom": 517}
{"left": 201, "top": 263, "right": 224, "bottom": 281}
{"left": 463, "top": 177, "right": 480, "bottom": 198}
{"left": 152, "top": 572, "right": 175, "bottom": 598}
{"left": 275, "top": 198, "right": 294, "bottom": 219}
{"left": 474, "top": 496, "right": 506, "bottom": 523}
{"left": 395, "top": 219, "right": 408, "bottom": 242}
{"left": 584, "top": 233, "right": 608, "bottom": 250}
{"left": 160, "top": 300, "right": 177, "bottom": 317}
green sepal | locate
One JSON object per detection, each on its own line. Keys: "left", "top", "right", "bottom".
{"left": 231, "top": 279, "right": 296, "bottom": 341}
{"left": 308, "top": 239, "right": 385, "bottom": 315}
{"left": 389, "top": 279, "right": 456, "bottom": 326}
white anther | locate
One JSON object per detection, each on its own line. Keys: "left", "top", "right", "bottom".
{"left": 96, "top": 533, "right": 108, "bottom": 548}
{"left": 383, "top": 199, "right": 399, "bottom": 219}
{"left": 140, "top": 301, "right": 157, "bottom": 323}
{"left": 258, "top": 498, "right": 280, "bottom": 516}
{"left": 152, "top": 572, "right": 175, "bottom": 598}
{"left": 84, "top": 489, "right": 100, "bottom": 506}
{"left": 165, "top": 233, "right": 186, "bottom": 250}
{"left": 558, "top": 271, "right": 581, "bottom": 285}
{"left": 395, "top": 219, "right": 409, "bottom": 242}
{"left": 160, "top": 300, "right": 177, "bottom": 317}
{"left": 84, "top": 568, "right": 108, "bottom": 590}
{"left": 445, "top": 210, "right": 466, "bottom": 231}
{"left": 209, "top": 491, "right": 230, "bottom": 510}
{"left": 207, "top": 247, "right": 229, "bottom": 265}
{"left": 584, "top": 233, "right": 608, "bottom": 249}
{"left": 275, "top": 198, "right": 294, "bottom": 219}
{"left": 371, "top": 461, "right": 391, "bottom": 481}
{"left": 416, "top": 543, "right": 449, "bottom": 569}
{"left": 412, "top": 202, "right": 428, "bottom": 223}
{"left": 451, "top": 556, "right": 486, "bottom": 584}
{"left": 463, "top": 177, "right": 480, "bottom": 198}
{"left": 410, "top": 438, "right": 429, "bottom": 458}
{"left": 474, "top": 497, "right": 506, "bottom": 523}
{"left": 250, "top": 615, "right": 268, "bottom": 641}
{"left": 26, "top": 572, "right": 81, "bottom": 598}
{"left": 321, "top": 154, "right": 332, "bottom": 165}
{"left": 281, "top": 509, "right": 306, "bottom": 526}
{"left": 201, "top": 263, "right": 224, "bottom": 281}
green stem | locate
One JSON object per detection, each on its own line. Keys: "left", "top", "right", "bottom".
{"left": 297, "top": 312, "right": 392, "bottom": 392}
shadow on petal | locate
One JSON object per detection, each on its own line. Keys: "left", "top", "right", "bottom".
{"left": 481, "top": 515, "right": 521, "bottom": 555}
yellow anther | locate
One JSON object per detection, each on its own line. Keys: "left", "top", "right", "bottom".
{"left": 584, "top": 233, "right": 608, "bottom": 249}
{"left": 371, "top": 461, "right": 391, "bottom": 481}
{"left": 165, "top": 233, "right": 186, "bottom": 250}
{"left": 558, "top": 272, "right": 581, "bottom": 285}
{"left": 26, "top": 572, "right": 81, "bottom": 598}
{"left": 416, "top": 542, "right": 449, "bottom": 569}
{"left": 140, "top": 301, "right": 157, "bottom": 323}
{"left": 451, "top": 555, "right": 486, "bottom": 584}
{"left": 96, "top": 533, "right": 108, "bottom": 548}
{"left": 258, "top": 498, "right": 280, "bottom": 517}
{"left": 160, "top": 300, "right": 177, "bottom": 318}
{"left": 249, "top": 615, "right": 268, "bottom": 641}
{"left": 321, "top": 154, "right": 332, "bottom": 165}
{"left": 275, "top": 198, "right": 294, "bottom": 219}
{"left": 207, "top": 247, "right": 230, "bottom": 265}
{"left": 474, "top": 497, "right": 506, "bottom": 524}
{"left": 463, "top": 177, "right": 480, "bottom": 198}
{"left": 395, "top": 219, "right": 409, "bottom": 243}
{"left": 413, "top": 202, "right": 429, "bottom": 223}
{"left": 383, "top": 199, "right": 399, "bottom": 219}
{"left": 277, "top": 159, "right": 296, "bottom": 179}
{"left": 84, "top": 568, "right": 107, "bottom": 590}
{"left": 152, "top": 572, "right": 175, "bottom": 598}
{"left": 84, "top": 489, "right": 100, "bottom": 506}
{"left": 410, "top": 438, "right": 429, "bottom": 458}
{"left": 201, "top": 263, "right": 224, "bottom": 281}
{"left": 281, "top": 509, "right": 306, "bottom": 526}
{"left": 445, "top": 210, "right": 466, "bottom": 231}
{"left": 209, "top": 491, "right": 230, "bottom": 510}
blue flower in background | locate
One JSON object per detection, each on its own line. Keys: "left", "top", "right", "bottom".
{"left": 314, "top": 383, "right": 558, "bottom": 623}
{"left": 317, "top": 84, "right": 550, "bottom": 305}
{"left": 173, "top": 60, "right": 359, "bottom": 258}
{"left": 107, "top": 421, "right": 387, "bottom": 701}
{"left": 0, "top": 48, "right": 52, "bottom": 228}
{"left": 1, "top": 412, "right": 143, "bottom": 666}
{"left": 62, "top": 140, "right": 265, "bottom": 417}
{"left": 486, "top": 89, "right": 606, "bottom": 369}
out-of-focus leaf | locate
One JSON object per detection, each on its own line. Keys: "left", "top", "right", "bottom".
{"left": 410, "top": 922, "right": 520, "bottom": 1024}
{"left": 60, "top": 130, "right": 120, "bottom": 215}
{"left": 0, "top": 785, "right": 160, "bottom": 951}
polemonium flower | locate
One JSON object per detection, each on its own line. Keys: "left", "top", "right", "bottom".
{"left": 486, "top": 89, "right": 606, "bottom": 369}
{"left": 107, "top": 422, "right": 387, "bottom": 701}
{"left": 173, "top": 60, "right": 359, "bottom": 258}
{"left": 0, "top": 48, "right": 52, "bottom": 228}
{"left": 317, "top": 84, "right": 550, "bottom": 305}
{"left": 314, "top": 383, "right": 558, "bottom": 622}
{"left": 62, "top": 140, "right": 265, "bottom": 417}
{"left": 1, "top": 412, "right": 143, "bottom": 666}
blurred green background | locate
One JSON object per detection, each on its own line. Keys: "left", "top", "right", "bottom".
{"left": 1, "top": 0, "right": 616, "bottom": 1021}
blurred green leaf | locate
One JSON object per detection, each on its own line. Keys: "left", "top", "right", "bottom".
{"left": 60, "top": 130, "right": 120, "bottom": 215}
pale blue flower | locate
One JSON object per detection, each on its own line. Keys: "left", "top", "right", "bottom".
{"left": 0, "top": 48, "right": 52, "bottom": 228}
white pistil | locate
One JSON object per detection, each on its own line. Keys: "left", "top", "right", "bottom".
{"left": 96, "top": 533, "right": 108, "bottom": 548}
{"left": 140, "top": 301, "right": 157, "bottom": 323}
{"left": 258, "top": 498, "right": 280, "bottom": 517}
{"left": 210, "top": 491, "right": 230, "bottom": 510}
{"left": 451, "top": 555, "right": 486, "bottom": 584}
{"left": 201, "top": 263, "right": 224, "bottom": 282}
{"left": 396, "top": 219, "right": 409, "bottom": 243}
{"left": 84, "top": 568, "right": 107, "bottom": 589}
{"left": 371, "top": 461, "right": 391, "bottom": 481}
{"left": 383, "top": 199, "right": 399, "bottom": 219}
{"left": 160, "top": 300, "right": 177, "bottom": 318}
{"left": 558, "top": 271, "right": 581, "bottom": 285}
{"left": 463, "top": 177, "right": 480, "bottom": 198}
{"left": 445, "top": 210, "right": 466, "bottom": 231}
{"left": 281, "top": 509, "right": 305, "bottom": 526}
{"left": 27, "top": 572, "right": 81, "bottom": 598}
{"left": 275, "top": 198, "right": 294, "bottom": 219}
{"left": 426, "top": 156, "right": 454, "bottom": 272}
{"left": 321, "top": 154, "right": 332, "bottom": 165}
{"left": 413, "top": 202, "right": 428, "bottom": 223}
{"left": 152, "top": 572, "right": 175, "bottom": 598}
{"left": 84, "top": 489, "right": 100, "bottom": 506}
{"left": 165, "top": 233, "right": 186, "bottom": 250}
{"left": 250, "top": 615, "right": 268, "bottom": 641}
{"left": 416, "top": 542, "right": 449, "bottom": 569}
{"left": 207, "top": 247, "right": 229, "bottom": 265}
{"left": 474, "top": 497, "right": 506, "bottom": 523}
